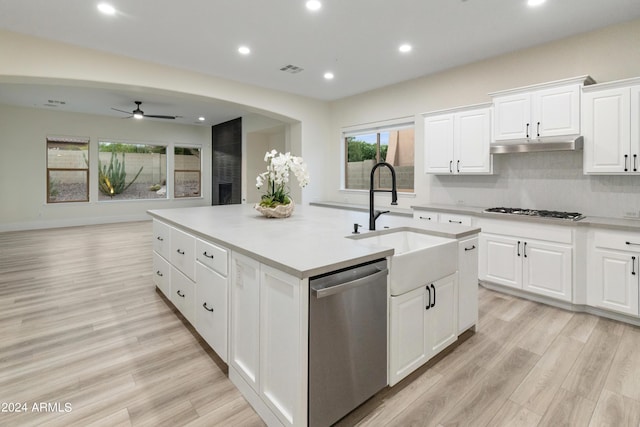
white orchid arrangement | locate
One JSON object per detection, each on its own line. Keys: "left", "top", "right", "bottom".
{"left": 256, "top": 150, "right": 310, "bottom": 208}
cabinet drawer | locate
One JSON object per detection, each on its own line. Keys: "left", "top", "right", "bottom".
{"left": 171, "top": 266, "right": 196, "bottom": 324}
{"left": 594, "top": 229, "right": 640, "bottom": 252}
{"left": 413, "top": 211, "right": 439, "bottom": 222}
{"left": 440, "top": 213, "right": 472, "bottom": 226}
{"left": 152, "top": 220, "right": 172, "bottom": 259}
{"left": 196, "top": 239, "right": 228, "bottom": 276}
{"left": 196, "top": 262, "right": 228, "bottom": 362}
{"left": 152, "top": 251, "right": 171, "bottom": 297}
{"left": 171, "top": 228, "right": 196, "bottom": 280}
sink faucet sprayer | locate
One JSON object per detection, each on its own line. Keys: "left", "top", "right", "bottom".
{"left": 369, "top": 162, "right": 398, "bottom": 230}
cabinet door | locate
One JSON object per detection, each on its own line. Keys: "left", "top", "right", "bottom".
{"left": 171, "top": 227, "right": 196, "bottom": 281}
{"left": 230, "top": 253, "right": 261, "bottom": 392}
{"left": 631, "top": 86, "right": 640, "bottom": 172}
{"left": 427, "top": 273, "right": 458, "bottom": 357}
{"left": 171, "top": 266, "right": 196, "bottom": 325}
{"left": 389, "top": 286, "right": 428, "bottom": 386}
{"left": 424, "top": 114, "right": 455, "bottom": 174}
{"left": 195, "top": 262, "right": 228, "bottom": 363}
{"left": 152, "top": 251, "right": 171, "bottom": 297}
{"left": 533, "top": 84, "right": 580, "bottom": 138}
{"left": 493, "top": 93, "right": 531, "bottom": 141}
{"left": 590, "top": 249, "right": 638, "bottom": 316}
{"left": 455, "top": 108, "right": 492, "bottom": 174}
{"left": 259, "top": 265, "right": 306, "bottom": 427}
{"left": 522, "top": 240, "right": 572, "bottom": 302}
{"left": 458, "top": 238, "right": 478, "bottom": 333}
{"left": 479, "top": 233, "right": 522, "bottom": 289}
{"left": 583, "top": 87, "right": 631, "bottom": 173}
{"left": 152, "top": 220, "right": 172, "bottom": 260}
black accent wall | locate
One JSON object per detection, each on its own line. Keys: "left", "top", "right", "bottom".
{"left": 211, "top": 117, "right": 242, "bottom": 205}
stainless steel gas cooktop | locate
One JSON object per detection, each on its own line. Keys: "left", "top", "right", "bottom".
{"left": 484, "top": 207, "right": 585, "bottom": 221}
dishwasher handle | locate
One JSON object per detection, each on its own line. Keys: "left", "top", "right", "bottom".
{"left": 312, "top": 268, "right": 388, "bottom": 299}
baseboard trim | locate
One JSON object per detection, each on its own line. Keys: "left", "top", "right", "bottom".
{"left": 0, "top": 213, "right": 151, "bottom": 232}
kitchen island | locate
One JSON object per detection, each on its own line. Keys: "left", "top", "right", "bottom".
{"left": 148, "top": 204, "right": 480, "bottom": 427}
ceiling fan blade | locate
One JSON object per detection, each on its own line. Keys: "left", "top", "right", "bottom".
{"left": 144, "top": 114, "right": 176, "bottom": 119}
{"left": 111, "top": 107, "right": 133, "bottom": 114}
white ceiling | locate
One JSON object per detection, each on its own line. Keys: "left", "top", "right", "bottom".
{"left": 1, "top": 0, "right": 639, "bottom": 124}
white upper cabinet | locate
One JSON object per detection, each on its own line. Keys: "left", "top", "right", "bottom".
{"left": 491, "top": 76, "right": 593, "bottom": 141}
{"left": 424, "top": 104, "right": 492, "bottom": 175}
{"left": 583, "top": 77, "right": 640, "bottom": 174}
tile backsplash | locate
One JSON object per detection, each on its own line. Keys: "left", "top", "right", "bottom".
{"left": 430, "top": 151, "right": 640, "bottom": 218}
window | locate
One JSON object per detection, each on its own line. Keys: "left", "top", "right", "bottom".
{"left": 174, "top": 146, "right": 202, "bottom": 198}
{"left": 47, "top": 137, "right": 89, "bottom": 203}
{"left": 98, "top": 141, "right": 167, "bottom": 201}
{"left": 344, "top": 125, "right": 414, "bottom": 192}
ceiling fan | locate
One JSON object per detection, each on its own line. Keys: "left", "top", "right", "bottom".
{"left": 111, "top": 101, "right": 177, "bottom": 120}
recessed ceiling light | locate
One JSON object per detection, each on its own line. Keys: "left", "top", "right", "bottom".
{"left": 306, "top": 1, "right": 322, "bottom": 11}
{"left": 399, "top": 44, "right": 412, "bottom": 53}
{"left": 527, "top": 0, "right": 546, "bottom": 6}
{"left": 238, "top": 46, "right": 251, "bottom": 55}
{"left": 324, "top": 72, "right": 334, "bottom": 80}
{"left": 97, "top": 3, "right": 116, "bottom": 15}
{"left": 198, "top": 117, "right": 205, "bottom": 121}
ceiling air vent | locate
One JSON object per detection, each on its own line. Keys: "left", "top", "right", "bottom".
{"left": 280, "top": 64, "right": 304, "bottom": 74}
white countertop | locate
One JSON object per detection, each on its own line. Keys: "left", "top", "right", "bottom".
{"left": 148, "top": 204, "right": 480, "bottom": 279}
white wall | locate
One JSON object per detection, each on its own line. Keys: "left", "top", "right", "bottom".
{"left": 327, "top": 18, "right": 640, "bottom": 217}
{"left": 0, "top": 104, "right": 210, "bottom": 230}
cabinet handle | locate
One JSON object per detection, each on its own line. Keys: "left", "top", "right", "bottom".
{"left": 524, "top": 242, "right": 528, "bottom": 258}
{"left": 464, "top": 245, "right": 476, "bottom": 251}
{"left": 634, "top": 154, "right": 638, "bottom": 172}
{"left": 626, "top": 241, "right": 640, "bottom": 246}
{"left": 526, "top": 123, "right": 530, "bottom": 139}
{"left": 203, "top": 302, "right": 214, "bottom": 312}
{"left": 203, "top": 251, "right": 214, "bottom": 259}
{"left": 449, "top": 160, "right": 453, "bottom": 173}
{"left": 633, "top": 256, "right": 636, "bottom": 276}
{"left": 425, "top": 285, "right": 431, "bottom": 310}
{"left": 536, "top": 122, "right": 540, "bottom": 137}
{"left": 449, "top": 219, "right": 463, "bottom": 224}
{"left": 517, "top": 241, "right": 521, "bottom": 257}
{"left": 176, "top": 249, "right": 185, "bottom": 255}
{"left": 431, "top": 284, "right": 436, "bottom": 308}
{"left": 625, "top": 154, "right": 629, "bottom": 172}
{"left": 156, "top": 270, "right": 163, "bottom": 277}
{"left": 420, "top": 216, "right": 432, "bottom": 221}
{"left": 156, "top": 236, "right": 164, "bottom": 241}
{"left": 176, "top": 290, "right": 185, "bottom": 298}
{"left": 457, "top": 160, "right": 460, "bottom": 173}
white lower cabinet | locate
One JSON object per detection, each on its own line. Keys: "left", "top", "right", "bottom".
{"left": 152, "top": 251, "right": 171, "bottom": 297}
{"left": 195, "top": 261, "right": 228, "bottom": 363}
{"left": 230, "top": 252, "right": 307, "bottom": 427}
{"left": 389, "top": 273, "right": 458, "bottom": 386}
{"left": 479, "top": 232, "right": 572, "bottom": 302}
{"left": 588, "top": 229, "right": 640, "bottom": 317}
{"left": 458, "top": 237, "right": 478, "bottom": 333}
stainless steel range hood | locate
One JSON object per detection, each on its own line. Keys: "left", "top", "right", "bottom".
{"left": 490, "top": 135, "right": 584, "bottom": 154}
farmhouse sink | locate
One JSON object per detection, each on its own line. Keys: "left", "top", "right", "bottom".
{"left": 353, "top": 230, "right": 457, "bottom": 296}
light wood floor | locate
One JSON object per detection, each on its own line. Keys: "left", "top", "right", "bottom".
{"left": 1, "top": 221, "right": 640, "bottom": 426}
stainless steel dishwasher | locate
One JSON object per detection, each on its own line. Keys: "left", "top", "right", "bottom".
{"left": 308, "top": 258, "right": 388, "bottom": 427}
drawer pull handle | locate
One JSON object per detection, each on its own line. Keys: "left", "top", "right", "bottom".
{"left": 449, "top": 160, "right": 453, "bottom": 174}
{"left": 635, "top": 154, "right": 638, "bottom": 172}
{"left": 156, "top": 270, "right": 163, "bottom": 277}
{"left": 626, "top": 241, "right": 640, "bottom": 246}
{"left": 156, "top": 236, "right": 164, "bottom": 241}
{"left": 625, "top": 154, "right": 629, "bottom": 172}
{"left": 203, "top": 302, "right": 214, "bottom": 312}
{"left": 203, "top": 251, "right": 214, "bottom": 259}
{"left": 517, "top": 241, "right": 521, "bottom": 257}
{"left": 176, "top": 249, "right": 185, "bottom": 255}
{"left": 419, "top": 216, "right": 431, "bottom": 220}
{"left": 449, "top": 220, "right": 463, "bottom": 224}
{"left": 524, "top": 242, "right": 528, "bottom": 258}
{"left": 425, "top": 284, "right": 431, "bottom": 310}
{"left": 431, "top": 284, "right": 436, "bottom": 308}
{"left": 633, "top": 256, "right": 637, "bottom": 276}
{"left": 457, "top": 160, "right": 460, "bottom": 173}
{"left": 176, "top": 290, "right": 185, "bottom": 298}
{"left": 464, "top": 245, "right": 476, "bottom": 251}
